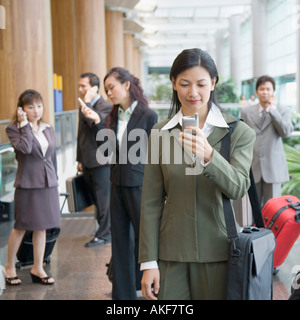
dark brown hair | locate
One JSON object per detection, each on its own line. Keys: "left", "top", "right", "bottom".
{"left": 104, "top": 67, "right": 148, "bottom": 132}
{"left": 12, "top": 89, "right": 44, "bottom": 123}
{"left": 80, "top": 72, "right": 100, "bottom": 92}
{"left": 256, "top": 75, "right": 276, "bottom": 91}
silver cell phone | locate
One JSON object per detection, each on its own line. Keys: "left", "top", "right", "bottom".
{"left": 78, "top": 97, "right": 87, "bottom": 108}
{"left": 182, "top": 113, "right": 199, "bottom": 133}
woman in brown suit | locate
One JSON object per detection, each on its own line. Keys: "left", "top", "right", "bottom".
{"left": 4, "top": 90, "right": 61, "bottom": 285}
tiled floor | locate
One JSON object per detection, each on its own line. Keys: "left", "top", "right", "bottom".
{"left": 0, "top": 213, "right": 299, "bottom": 300}
{"left": 0, "top": 214, "right": 113, "bottom": 300}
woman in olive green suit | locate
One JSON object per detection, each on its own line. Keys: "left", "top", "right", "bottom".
{"left": 139, "top": 48, "right": 256, "bottom": 300}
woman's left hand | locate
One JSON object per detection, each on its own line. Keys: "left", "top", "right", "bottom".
{"left": 179, "top": 126, "right": 213, "bottom": 163}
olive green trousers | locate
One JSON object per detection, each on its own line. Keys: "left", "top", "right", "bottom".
{"left": 157, "top": 260, "right": 227, "bottom": 300}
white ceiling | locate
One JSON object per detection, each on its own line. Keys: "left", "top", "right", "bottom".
{"left": 106, "top": 0, "right": 253, "bottom": 68}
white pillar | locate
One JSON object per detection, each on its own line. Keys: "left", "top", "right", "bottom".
{"left": 206, "top": 40, "right": 215, "bottom": 61}
{"left": 215, "top": 31, "right": 225, "bottom": 79}
{"left": 230, "top": 14, "right": 242, "bottom": 95}
{"left": 252, "top": 0, "right": 268, "bottom": 77}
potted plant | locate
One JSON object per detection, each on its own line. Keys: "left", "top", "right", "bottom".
{"left": 282, "top": 144, "right": 300, "bottom": 198}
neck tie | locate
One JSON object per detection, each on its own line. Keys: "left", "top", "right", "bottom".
{"left": 260, "top": 109, "right": 266, "bottom": 127}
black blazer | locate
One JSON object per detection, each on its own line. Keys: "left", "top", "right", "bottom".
{"left": 76, "top": 96, "right": 112, "bottom": 169}
{"left": 94, "top": 102, "right": 158, "bottom": 187}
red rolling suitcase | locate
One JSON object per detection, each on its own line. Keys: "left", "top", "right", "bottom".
{"left": 262, "top": 195, "right": 300, "bottom": 268}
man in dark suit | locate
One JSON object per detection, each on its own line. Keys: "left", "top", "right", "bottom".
{"left": 77, "top": 73, "right": 112, "bottom": 247}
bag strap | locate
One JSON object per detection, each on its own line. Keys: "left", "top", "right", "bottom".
{"left": 220, "top": 120, "right": 265, "bottom": 241}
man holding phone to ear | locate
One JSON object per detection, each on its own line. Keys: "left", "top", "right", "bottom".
{"left": 77, "top": 72, "right": 112, "bottom": 247}
{"left": 240, "top": 75, "right": 293, "bottom": 207}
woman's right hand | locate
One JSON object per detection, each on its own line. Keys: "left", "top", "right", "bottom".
{"left": 141, "top": 268, "right": 160, "bottom": 300}
{"left": 17, "top": 107, "right": 27, "bottom": 123}
{"left": 81, "top": 105, "right": 101, "bottom": 125}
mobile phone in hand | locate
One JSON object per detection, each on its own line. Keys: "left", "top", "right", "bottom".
{"left": 78, "top": 97, "right": 87, "bottom": 108}
{"left": 182, "top": 113, "right": 199, "bottom": 134}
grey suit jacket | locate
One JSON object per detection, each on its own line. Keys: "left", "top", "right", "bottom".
{"left": 139, "top": 114, "right": 256, "bottom": 263}
{"left": 240, "top": 104, "right": 293, "bottom": 184}
{"left": 77, "top": 96, "right": 112, "bottom": 168}
{"left": 6, "top": 123, "right": 58, "bottom": 189}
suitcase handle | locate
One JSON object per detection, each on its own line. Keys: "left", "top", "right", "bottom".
{"left": 295, "top": 211, "right": 300, "bottom": 223}
{"left": 59, "top": 192, "right": 69, "bottom": 214}
{"left": 289, "top": 202, "right": 300, "bottom": 223}
{"left": 266, "top": 202, "right": 300, "bottom": 229}
{"left": 288, "top": 202, "right": 300, "bottom": 210}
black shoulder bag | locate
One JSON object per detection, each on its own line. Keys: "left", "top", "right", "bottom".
{"left": 221, "top": 121, "right": 276, "bottom": 300}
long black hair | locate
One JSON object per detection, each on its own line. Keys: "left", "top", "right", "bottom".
{"left": 169, "top": 48, "right": 220, "bottom": 117}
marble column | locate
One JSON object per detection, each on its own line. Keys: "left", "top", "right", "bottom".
{"left": 133, "top": 46, "right": 142, "bottom": 80}
{"left": 124, "top": 33, "right": 134, "bottom": 72}
{"left": 74, "top": 0, "right": 107, "bottom": 95}
{"left": 0, "top": 0, "right": 53, "bottom": 123}
{"left": 51, "top": 0, "right": 108, "bottom": 107}
{"left": 105, "top": 9, "right": 125, "bottom": 70}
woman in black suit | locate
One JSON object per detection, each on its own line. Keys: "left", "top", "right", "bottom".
{"left": 5, "top": 90, "right": 60, "bottom": 286}
{"left": 81, "top": 67, "right": 157, "bottom": 300}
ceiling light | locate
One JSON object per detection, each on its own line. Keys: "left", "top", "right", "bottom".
{"left": 142, "top": 25, "right": 158, "bottom": 34}
{"left": 141, "top": 38, "right": 158, "bottom": 48}
{"left": 134, "top": 0, "right": 157, "bottom": 12}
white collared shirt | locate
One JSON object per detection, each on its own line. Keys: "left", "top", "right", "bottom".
{"left": 258, "top": 103, "right": 276, "bottom": 116}
{"left": 19, "top": 121, "right": 51, "bottom": 156}
{"left": 141, "top": 103, "right": 229, "bottom": 271}
{"left": 161, "top": 102, "right": 228, "bottom": 136}
{"left": 117, "top": 100, "right": 138, "bottom": 147}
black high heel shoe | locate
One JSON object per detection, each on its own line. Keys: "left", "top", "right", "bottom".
{"left": 5, "top": 276, "right": 21, "bottom": 286}
{"left": 30, "top": 272, "right": 54, "bottom": 285}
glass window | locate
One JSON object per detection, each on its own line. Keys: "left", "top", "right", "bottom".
{"left": 0, "top": 146, "right": 17, "bottom": 198}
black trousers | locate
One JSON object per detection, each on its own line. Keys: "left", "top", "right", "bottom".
{"left": 83, "top": 165, "right": 111, "bottom": 240}
{"left": 110, "top": 184, "right": 143, "bottom": 300}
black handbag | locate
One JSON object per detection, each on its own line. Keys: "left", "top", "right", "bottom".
{"left": 221, "top": 121, "right": 276, "bottom": 300}
{"left": 66, "top": 173, "right": 94, "bottom": 212}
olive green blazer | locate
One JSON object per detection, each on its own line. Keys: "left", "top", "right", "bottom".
{"left": 139, "top": 113, "right": 256, "bottom": 264}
